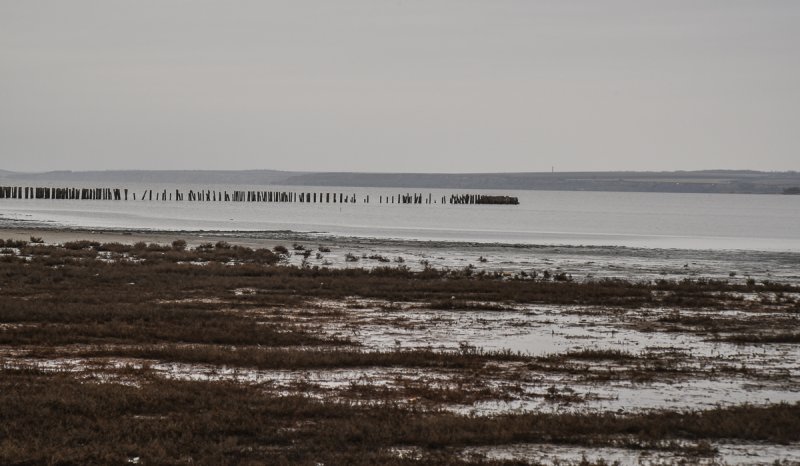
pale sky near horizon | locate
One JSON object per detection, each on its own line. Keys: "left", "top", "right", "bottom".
{"left": 1, "top": 1, "right": 798, "bottom": 173}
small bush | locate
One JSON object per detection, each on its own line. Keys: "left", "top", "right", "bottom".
{"left": 0, "top": 239, "right": 28, "bottom": 248}
{"left": 97, "top": 242, "right": 131, "bottom": 253}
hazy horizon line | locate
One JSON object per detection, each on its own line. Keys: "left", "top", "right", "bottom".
{"left": 3, "top": 168, "right": 798, "bottom": 176}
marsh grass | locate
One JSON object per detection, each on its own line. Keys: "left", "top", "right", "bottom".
{"left": 718, "top": 332, "right": 800, "bottom": 344}
{"left": 524, "top": 349, "right": 746, "bottom": 383}
{"left": 3, "top": 242, "right": 799, "bottom": 310}
{"left": 539, "top": 349, "right": 639, "bottom": 362}
{"left": 68, "top": 346, "right": 526, "bottom": 370}
{"left": 0, "top": 367, "right": 797, "bottom": 464}
{"left": 2, "top": 240, "right": 799, "bottom": 463}
{"left": 425, "top": 300, "right": 518, "bottom": 311}
{"left": 652, "top": 310, "right": 798, "bottom": 337}
{"left": 0, "top": 298, "right": 337, "bottom": 347}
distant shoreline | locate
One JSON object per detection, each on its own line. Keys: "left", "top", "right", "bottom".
{"left": 3, "top": 223, "right": 799, "bottom": 258}
{"left": 2, "top": 169, "right": 799, "bottom": 195}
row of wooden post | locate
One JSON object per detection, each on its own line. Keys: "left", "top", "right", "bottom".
{"left": 0, "top": 186, "right": 127, "bottom": 201}
{"left": 0, "top": 186, "right": 519, "bottom": 205}
{"left": 142, "top": 190, "right": 363, "bottom": 203}
{"left": 449, "top": 194, "right": 520, "bottom": 205}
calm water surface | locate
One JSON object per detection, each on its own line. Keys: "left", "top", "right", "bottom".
{"left": 1, "top": 184, "right": 798, "bottom": 251}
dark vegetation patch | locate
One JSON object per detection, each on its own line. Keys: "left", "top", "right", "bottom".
{"left": 539, "top": 349, "right": 639, "bottom": 362}
{"left": 1, "top": 240, "right": 799, "bottom": 310}
{"left": 527, "top": 349, "right": 709, "bottom": 383}
{"left": 425, "top": 300, "right": 518, "bottom": 311}
{"left": 0, "top": 296, "right": 336, "bottom": 347}
{"left": 9, "top": 238, "right": 281, "bottom": 265}
{"left": 339, "top": 376, "right": 511, "bottom": 405}
{"left": 649, "top": 310, "right": 800, "bottom": 337}
{"left": 65, "top": 346, "right": 525, "bottom": 370}
{"left": 0, "top": 367, "right": 797, "bottom": 464}
{"left": 717, "top": 332, "right": 800, "bottom": 344}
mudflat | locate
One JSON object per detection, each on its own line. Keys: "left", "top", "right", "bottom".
{"left": 1, "top": 233, "right": 799, "bottom": 464}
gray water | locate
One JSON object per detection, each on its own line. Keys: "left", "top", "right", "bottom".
{"left": 2, "top": 183, "right": 799, "bottom": 251}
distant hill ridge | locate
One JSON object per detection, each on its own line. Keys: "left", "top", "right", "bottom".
{"left": 0, "top": 170, "right": 296, "bottom": 185}
{"left": 1, "top": 169, "right": 798, "bottom": 194}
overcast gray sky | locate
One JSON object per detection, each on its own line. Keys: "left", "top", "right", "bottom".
{"left": 1, "top": 1, "right": 798, "bottom": 173}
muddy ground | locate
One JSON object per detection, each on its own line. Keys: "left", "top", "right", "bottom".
{"left": 0, "top": 235, "right": 798, "bottom": 464}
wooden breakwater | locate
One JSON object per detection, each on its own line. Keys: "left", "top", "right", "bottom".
{"left": 0, "top": 186, "right": 519, "bottom": 205}
{"left": 0, "top": 186, "right": 127, "bottom": 200}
